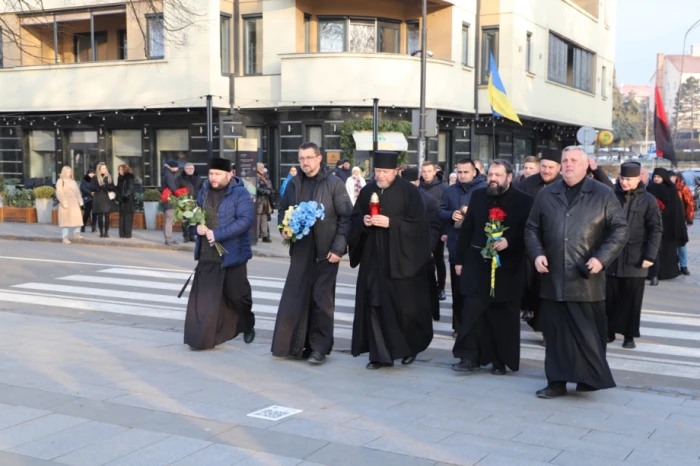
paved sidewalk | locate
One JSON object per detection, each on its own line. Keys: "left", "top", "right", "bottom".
{"left": 0, "top": 311, "right": 699, "bottom": 465}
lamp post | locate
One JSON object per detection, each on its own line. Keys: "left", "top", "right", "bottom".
{"left": 418, "top": 0, "right": 428, "bottom": 168}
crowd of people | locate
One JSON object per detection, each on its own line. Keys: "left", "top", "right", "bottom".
{"left": 180, "top": 142, "right": 694, "bottom": 400}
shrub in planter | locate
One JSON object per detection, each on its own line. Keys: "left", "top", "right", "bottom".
{"left": 143, "top": 189, "right": 161, "bottom": 202}
{"left": 33, "top": 186, "right": 56, "bottom": 224}
{"left": 33, "top": 186, "right": 56, "bottom": 200}
{"left": 8, "top": 189, "right": 35, "bottom": 208}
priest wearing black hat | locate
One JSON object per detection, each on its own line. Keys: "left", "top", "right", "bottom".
{"left": 605, "top": 162, "right": 662, "bottom": 349}
{"left": 349, "top": 151, "right": 434, "bottom": 369}
{"left": 184, "top": 157, "right": 256, "bottom": 350}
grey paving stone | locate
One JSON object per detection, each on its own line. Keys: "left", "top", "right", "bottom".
{"left": 476, "top": 453, "right": 552, "bottom": 466}
{"left": 593, "top": 413, "right": 661, "bottom": 437}
{"left": 512, "top": 430, "right": 632, "bottom": 460}
{"left": 667, "top": 412, "right": 700, "bottom": 427}
{"left": 212, "top": 425, "right": 328, "bottom": 459}
{"left": 415, "top": 415, "right": 521, "bottom": 440}
{"left": 480, "top": 414, "right": 590, "bottom": 440}
{"left": 681, "top": 398, "right": 700, "bottom": 409}
{"left": 0, "top": 385, "right": 79, "bottom": 410}
{"left": 0, "top": 451, "right": 59, "bottom": 466}
{"left": 269, "top": 418, "right": 381, "bottom": 447}
{"left": 39, "top": 382, "right": 129, "bottom": 401}
{"left": 234, "top": 451, "right": 303, "bottom": 466}
{"left": 305, "top": 442, "right": 437, "bottom": 466}
{"left": 579, "top": 430, "right": 646, "bottom": 449}
{"left": 129, "top": 410, "right": 236, "bottom": 440}
{"left": 343, "top": 414, "right": 453, "bottom": 443}
{"left": 545, "top": 407, "right": 613, "bottom": 430}
{"left": 0, "top": 406, "right": 51, "bottom": 430}
{"left": 104, "top": 434, "right": 211, "bottom": 466}
{"left": 0, "top": 413, "right": 88, "bottom": 450}
{"left": 550, "top": 451, "right": 631, "bottom": 466}
{"left": 53, "top": 428, "right": 170, "bottom": 466}
{"left": 365, "top": 434, "right": 489, "bottom": 465}
{"left": 624, "top": 442, "right": 700, "bottom": 465}
{"left": 51, "top": 398, "right": 155, "bottom": 427}
{"left": 9, "top": 420, "right": 127, "bottom": 460}
{"left": 169, "top": 443, "right": 254, "bottom": 465}
{"left": 439, "top": 432, "right": 561, "bottom": 463}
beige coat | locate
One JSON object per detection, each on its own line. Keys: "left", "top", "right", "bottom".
{"left": 56, "top": 178, "right": 84, "bottom": 228}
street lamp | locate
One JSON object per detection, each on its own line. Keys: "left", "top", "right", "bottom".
{"left": 675, "top": 18, "right": 700, "bottom": 139}
{"left": 417, "top": 0, "right": 428, "bottom": 169}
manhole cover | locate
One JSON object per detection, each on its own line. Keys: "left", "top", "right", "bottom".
{"left": 247, "top": 405, "right": 303, "bottom": 421}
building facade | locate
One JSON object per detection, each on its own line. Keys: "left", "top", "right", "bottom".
{"left": 0, "top": 0, "right": 616, "bottom": 190}
{"left": 656, "top": 47, "right": 700, "bottom": 146}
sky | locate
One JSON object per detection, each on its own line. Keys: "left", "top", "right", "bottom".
{"left": 615, "top": 0, "right": 700, "bottom": 85}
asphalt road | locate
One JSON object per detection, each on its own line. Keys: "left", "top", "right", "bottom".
{"left": 1, "top": 239, "right": 700, "bottom": 394}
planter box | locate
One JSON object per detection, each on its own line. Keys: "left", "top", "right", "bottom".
{"left": 156, "top": 214, "right": 182, "bottom": 232}
{"left": 109, "top": 213, "right": 146, "bottom": 230}
{"left": 52, "top": 210, "right": 58, "bottom": 225}
{"left": 35, "top": 199, "right": 53, "bottom": 224}
{"left": 0, "top": 207, "right": 38, "bottom": 223}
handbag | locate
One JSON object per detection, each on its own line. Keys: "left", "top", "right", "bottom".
{"left": 108, "top": 191, "right": 116, "bottom": 201}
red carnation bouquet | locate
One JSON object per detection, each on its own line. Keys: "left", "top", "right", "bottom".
{"left": 164, "top": 187, "right": 227, "bottom": 256}
{"left": 480, "top": 207, "right": 509, "bottom": 297}
{"left": 656, "top": 199, "right": 665, "bottom": 212}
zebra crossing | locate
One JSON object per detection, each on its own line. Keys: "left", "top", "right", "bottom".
{"left": 2, "top": 266, "right": 700, "bottom": 380}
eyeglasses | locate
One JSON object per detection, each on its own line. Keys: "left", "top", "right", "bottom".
{"left": 298, "top": 155, "right": 320, "bottom": 162}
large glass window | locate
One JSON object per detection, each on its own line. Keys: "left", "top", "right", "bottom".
{"left": 305, "top": 126, "right": 323, "bottom": 148}
{"left": 474, "top": 134, "right": 493, "bottom": 163}
{"left": 0, "top": 27, "right": 4, "bottom": 68}
{"left": 462, "top": 23, "right": 469, "bottom": 66}
{"left": 304, "top": 14, "right": 311, "bottom": 53}
{"left": 526, "top": 32, "right": 533, "bottom": 73}
{"left": 407, "top": 21, "right": 419, "bottom": 55}
{"left": 244, "top": 15, "right": 263, "bottom": 75}
{"left": 156, "top": 129, "right": 188, "bottom": 185}
{"left": 118, "top": 29, "right": 127, "bottom": 60}
{"left": 349, "top": 20, "right": 375, "bottom": 53}
{"left": 319, "top": 21, "right": 345, "bottom": 52}
{"left": 74, "top": 32, "right": 108, "bottom": 63}
{"left": 548, "top": 32, "right": 595, "bottom": 93}
{"left": 221, "top": 15, "right": 231, "bottom": 74}
{"left": 318, "top": 18, "right": 401, "bottom": 54}
{"left": 481, "top": 28, "right": 499, "bottom": 84}
{"left": 112, "top": 130, "right": 143, "bottom": 183}
{"left": 29, "top": 131, "right": 57, "bottom": 183}
{"left": 147, "top": 14, "right": 164, "bottom": 59}
{"left": 378, "top": 22, "right": 399, "bottom": 53}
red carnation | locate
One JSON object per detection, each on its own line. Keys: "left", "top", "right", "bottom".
{"left": 656, "top": 199, "right": 665, "bottom": 211}
{"left": 174, "top": 188, "right": 189, "bottom": 197}
{"left": 489, "top": 208, "right": 507, "bottom": 222}
{"left": 161, "top": 188, "right": 172, "bottom": 204}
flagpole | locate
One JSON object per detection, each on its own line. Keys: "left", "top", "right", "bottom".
{"left": 492, "top": 117, "right": 496, "bottom": 160}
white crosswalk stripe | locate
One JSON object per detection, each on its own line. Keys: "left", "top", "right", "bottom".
{"left": 1, "top": 265, "right": 700, "bottom": 380}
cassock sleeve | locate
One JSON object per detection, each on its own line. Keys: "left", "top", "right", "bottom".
{"left": 593, "top": 190, "right": 629, "bottom": 268}
{"left": 388, "top": 183, "right": 432, "bottom": 279}
{"left": 425, "top": 195, "right": 442, "bottom": 251}
{"left": 348, "top": 188, "right": 370, "bottom": 268}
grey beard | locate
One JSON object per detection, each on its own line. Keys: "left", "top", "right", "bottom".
{"left": 486, "top": 184, "right": 507, "bottom": 196}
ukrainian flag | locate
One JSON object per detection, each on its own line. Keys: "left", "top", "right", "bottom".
{"left": 488, "top": 52, "right": 522, "bottom": 125}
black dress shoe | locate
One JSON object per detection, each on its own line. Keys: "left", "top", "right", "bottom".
{"left": 262, "top": 237, "right": 272, "bottom": 243}
{"left": 438, "top": 290, "right": 446, "bottom": 301}
{"left": 681, "top": 267, "right": 690, "bottom": 276}
{"left": 366, "top": 361, "right": 393, "bottom": 370}
{"left": 650, "top": 277, "right": 659, "bottom": 286}
{"left": 576, "top": 383, "right": 599, "bottom": 393}
{"left": 622, "top": 337, "right": 636, "bottom": 349}
{"left": 401, "top": 356, "right": 416, "bottom": 365}
{"left": 491, "top": 362, "right": 506, "bottom": 375}
{"left": 104, "top": 233, "right": 110, "bottom": 238}
{"left": 536, "top": 383, "right": 567, "bottom": 399}
{"left": 452, "top": 359, "right": 479, "bottom": 372}
{"left": 99, "top": 233, "right": 105, "bottom": 238}
{"left": 607, "top": 335, "right": 616, "bottom": 344}
{"left": 244, "top": 329, "right": 255, "bottom": 344}
{"left": 308, "top": 351, "right": 326, "bottom": 364}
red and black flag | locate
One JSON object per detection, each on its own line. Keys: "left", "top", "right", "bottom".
{"left": 654, "top": 86, "right": 677, "bottom": 166}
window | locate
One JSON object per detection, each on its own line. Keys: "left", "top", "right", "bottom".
{"left": 147, "top": 14, "right": 164, "bottom": 59}
{"left": 481, "top": 28, "right": 499, "bottom": 84}
{"left": 378, "top": 22, "right": 400, "bottom": 53}
{"left": 547, "top": 32, "right": 594, "bottom": 93}
{"left": 349, "top": 19, "right": 375, "bottom": 53}
{"left": 462, "top": 23, "right": 469, "bottom": 66}
{"left": 221, "top": 15, "right": 231, "bottom": 74}
{"left": 118, "top": 30, "right": 127, "bottom": 60}
{"left": 304, "top": 14, "right": 311, "bottom": 53}
{"left": 526, "top": 32, "right": 533, "bottom": 73}
{"left": 602, "top": 65, "right": 608, "bottom": 98}
{"left": 156, "top": 129, "right": 188, "bottom": 185}
{"left": 438, "top": 132, "right": 449, "bottom": 162}
{"left": 474, "top": 135, "right": 493, "bottom": 163}
{"left": 0, "top": 27, "right": 4, "bottom": 68}
{"left": 244, "top": 15, "right": 262, "bottom": 75}
{"left": 306, "top": 126, "right": 323, "bottom": 147}
{"left": 29, "top": 131, "right": 57, "bottom": 183}
{"left": 407, "top": 21, "right": 419, "bottom": 55}
{"left": 319, "top": 20, "right": 345, "bottom": 52}
{"left": 74, "top": 32, "right": 107, "bottom": 63}
{"left": 112, "top": 130, "right": 143, "bottom": 182}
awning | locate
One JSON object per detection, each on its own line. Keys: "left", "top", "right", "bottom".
{"left": 353, "top": 131, "right": 408, "bottom": 151}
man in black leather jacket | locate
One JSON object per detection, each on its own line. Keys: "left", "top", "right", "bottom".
{"left": 525, "top": 146, "right": 628, "bottom": 399}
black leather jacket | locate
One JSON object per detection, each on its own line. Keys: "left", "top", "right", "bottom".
{"left": 525, "top": 177, "right": 628, "bottom": 302}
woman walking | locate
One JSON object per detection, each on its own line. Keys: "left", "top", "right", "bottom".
{"left": 90, "top": 162, "right": 117, "bottom": 238}
{"left": 117, "top": 164, "right": 135, "bottom": 238}
{"left": 647, "top": 168, "right": 689, "bottom": 284}
{"left": 345, "top": 166, "right": 366, "bottom": 205}
{"left": 56, "top": 166, "right": 84, "bottom": 244}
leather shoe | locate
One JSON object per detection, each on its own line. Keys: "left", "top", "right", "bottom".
{"left": 366, "top": 361, "right": 393, "bottom": 370}
{"left": 622, "top": 337, "right": 636, "bottom": 349}
{"left": 452, "top": 359, "right": 479, "bottom": 372}
{"left": 262, "top": 237, "right": 272, "bottom": 243}
{"left": 438, "top": 290, "right": 446, "bottom": 301}
{"left": 308, "top": 351, "right": 326, "bottom": 364}
{"left": 649, "top": 277, "right": 659, "bottom": 286}
{"left": 681, "top": 267, "right": 690, "bottom": 276}
{"left": 244, "top": 329, "right": 255, "bottom": 344}
{"left": 536, "top": 383, "right": 567, "bottom": 399}
{"left": 491, "top": 362, "right": 506, "bottom": 375}
{"left": 401, "top": 356, "right": 416, "bottom": 365}
{"left": 607, "top": 334, "right": 616, "bottom": 344}
{"left": 576, "top": 383, "right": 598, "bottom": 393}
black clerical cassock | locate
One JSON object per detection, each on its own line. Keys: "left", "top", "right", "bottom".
{"left": 349, "top": 152, "right": 434, "bottom": 369}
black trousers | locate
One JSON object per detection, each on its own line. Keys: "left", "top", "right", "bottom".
{"left": 450, "top": 263, "right": 464, "bottom": 332}
{"left": 119, "top": 209, "right": 133, "bottom": 238}
{"left": 183, "top": 221, "right": 192, "bottom": 241}
{"left": 96, "top": 213, "right": 111, "bottom": 234}
{"left": 82, "top": 202, "right": 97, "bottom": 231}
{"left": 434, "top": 241, "right": 446, "bottom": 290}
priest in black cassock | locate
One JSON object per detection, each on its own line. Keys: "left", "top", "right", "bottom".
{"left": 402, "top": 167, "right": 443, "bottom": 321}
{"left": 525, "top": 147, "right": 628, "bottom": 398}
{"left": 606, "top": 162, "right": 662, "bottom": 349}
{"left": 184, "top": 157, "right": 256, "bottom": 350}
{"left": 451, "top": 160, "right": 533, "bottom": 375}
{"left": 349, "top": 151, "right": 434, "bottom": 369}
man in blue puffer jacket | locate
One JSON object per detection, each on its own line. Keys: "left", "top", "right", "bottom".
{"left": 184, "top": 157, "right": 256, "bottom": 350}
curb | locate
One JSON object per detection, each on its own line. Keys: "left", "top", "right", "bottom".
{"left": 0, "top": 234, "right": 291, "bottom": 259}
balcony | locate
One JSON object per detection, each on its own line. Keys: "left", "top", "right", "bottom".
{"left": 278, "top": 53, "right": 474, "bottom": 112}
